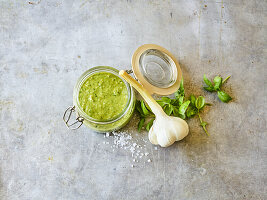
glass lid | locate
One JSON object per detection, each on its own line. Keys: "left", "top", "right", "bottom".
{"left": 132, "top": 44, "right": 182, "bottom": 95}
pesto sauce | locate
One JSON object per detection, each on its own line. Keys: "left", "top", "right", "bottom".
{"left": 78, "top": 72, "right": 128, "bottom": 120}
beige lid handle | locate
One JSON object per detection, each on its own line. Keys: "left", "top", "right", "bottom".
{"left": 132, "top": 44, "right": 182, "bottom": 95}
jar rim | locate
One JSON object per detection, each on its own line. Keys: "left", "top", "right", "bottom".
{"left": 73, "top": 66, "right": 134, "bottom": 124}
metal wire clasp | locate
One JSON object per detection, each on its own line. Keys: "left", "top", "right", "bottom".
{"left": 125, "top": 69, "right": 133, "bottom": 74}
{"left": 63, "top": 106, "right": 84, "bottom": 130}
{"left": 125, "top": 69, "right": 138, "bottom": 81}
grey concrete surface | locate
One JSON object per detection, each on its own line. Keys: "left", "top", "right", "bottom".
{"left": 0, "top": 0, "right": 266, "bottom": 199}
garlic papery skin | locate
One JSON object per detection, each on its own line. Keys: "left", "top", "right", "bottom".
{"left": 119, "top": 70, "right": 189, "bottom": 147}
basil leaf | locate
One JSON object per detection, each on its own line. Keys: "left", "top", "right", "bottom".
{"left": 204, "top": 86, "right": 215, "bottom": 92}
{"left": 186, "top": 106, "right": 198, "bottom": 118}
{"left": 213, "top": 76, "right": 222, "bottom": 91}
{"left": 190, "top": 95, "right": 196, "bottom": 106}
{"left": 138, "top": 118, "right": 145, "bottom": 132}
{"left": 144, "top": 102, "right": 152, "bottom": 112}
{"left": 203, "top": 74, "right": 214, "bottom": 88}
{"left": 178, "top": 100, "right": 190, "bottom": 115}
{"left": 178, "top": 96, "right": 184, "bottom": 106}
{"left": 174, "top": 106, "right": 186, "bottom": 119}
{"left": 195, "top": 96, "right": 205, "bottom": 110}
{"left": 145, "top": 118, "right": 155, "bottom": 131}
{"left": 174, "top": 92, "right": 179, "bottom": 99}
{"left": 136, "top": 100, "right": 141, "bottom": 112}
{"left": 164, "top": 104, "right": 173, "bottom": 115}
{"left": 179, "top": 78, "right": 184, "bottom": 95}
{"left": 161, "top": 97, "right": 172, "bottom": 104}
{"left": 156, "top": 100, "right": 166, "bottom": 107}
{"left": 141, "top": 100, "right": 150, "bottom": 116}
{"left": 170, "top": 99, "right": 176, "bottom": 105}
{"left": 172, "top": 99, "right": 179, "bottom": 106}
{"left": 173, "top": 106, "right": 179, "bottom": 117}
{"left": 217, "top": 91, "right": 232, "bottom": 103}
{"left": 175, "top": 78, "right": 184, "bottom": 99}
{"left": 178, "top": 113, "right": 186, "bottom": 119}
{"left": 136, "top": 100, "right": 145, "bottom": 116}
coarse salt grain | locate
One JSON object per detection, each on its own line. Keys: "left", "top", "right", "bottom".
{"left": 103, "top": 130, "right": 154, "bottom": 167}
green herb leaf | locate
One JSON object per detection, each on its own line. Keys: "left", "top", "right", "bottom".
{"left": 141, "top": 100, "right": 150, "bottom": 116}
{"left": 178, "top": 100, "right": 190, "bottom": 115}
{"left": 178, "top": 113, "right": 186, "bottom": 119}
{"left": 186, "top": 106, "right": 198, "bottom": 118}
{"left": 161, "top": 97, "right": 172, "bottom": 104}
{"left": 170, "top": 99, "right": 176, "bottom": 105}
{"left": 146, "top": 118, "right": 155, "bottom": 131}
{"left": 204, "top": 86, "right": 215, "bottom": 92}
{"left": 178, "top": 96, "right": 184, "bottom": 106}
{"left": 174, "top": 92, "right": 179, "bottom": 99}
{"left": 195, "top": 96, "right": 205, "bottom": 110}
{"left": 180, "top": 78, "right": 184, "bottom": 93}
{"left": 136, "top": 100, "right": 145, "bottom": 117}
{"left": 203, "top": 74, "right": 214, "bottom": 88}
{"left": 164, "top": 104, "right": 173, "bottom": 115}
{"left": 175, "top": 78, "right": 184, "bottom": 99}
{"left": 217, "top": 91, "right": 232, "bottom": 103}
{"left": 213, "top": 76, "right": 222, "bottom": 91}
{"left": 138, "top": 118, "right": 145, "bottom": 132}
{"left": 156, "top": 100, "right": 166, "bottom": 107}
{"left": 173, "top": 106, "right": 179, "bottom": 117}
{"left": 135, "top": 100, "right": 141, "bottom": 112}
{"left": 171, "top": 99, "right": 179, "bottom": 106}
{"left": 144, "top": 102, "right": 152, "bottom": 112}
{"left": 190, "top": 95, "right": 196, "bottom": 106}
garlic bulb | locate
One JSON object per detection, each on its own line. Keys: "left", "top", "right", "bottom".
{"left": 119, "top": 70, "right": 189, "bottom": 147}
{"left": 148, "top": 114, "right": 189, "bottom": 147}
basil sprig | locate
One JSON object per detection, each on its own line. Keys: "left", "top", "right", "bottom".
{"left": 187, "top": 95, "right": 210, "bottom": 136}
{"left": 135, "top": 74, "right": 234, "bottom": 135}
{"left": 136, "top": 79, "right": 210, "bottom": 135}
{"left": 203, "top": 75, "right": 232, "bottom": 103}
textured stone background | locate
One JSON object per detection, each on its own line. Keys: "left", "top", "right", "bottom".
{"left": 0, "top": 0, "right": 266, "bottom": 199}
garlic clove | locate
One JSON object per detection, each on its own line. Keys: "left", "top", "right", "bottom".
{"left": 148, "top": 126, "right": 158, "bottom": 145}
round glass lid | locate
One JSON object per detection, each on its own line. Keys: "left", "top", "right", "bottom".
{"left": 132, "top": 44, "right": 182, "bottom": 95}
{"left": 139, "top": 49, "right": 177, "bottom": 88}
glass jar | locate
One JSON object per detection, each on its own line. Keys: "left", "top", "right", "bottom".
{"left": 64, "top": 66, "right": 135, "bottom": 132}
{"left": 63, "top": 44, "right": 183, "bottom": 133}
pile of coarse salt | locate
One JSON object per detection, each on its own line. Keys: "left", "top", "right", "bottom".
{"left": 103, "top": 130, "right": 158, "bottom": 167}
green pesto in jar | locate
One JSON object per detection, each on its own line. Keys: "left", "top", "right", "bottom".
{"left": 78, "top": 72, "right": 128, "bottom": 120}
